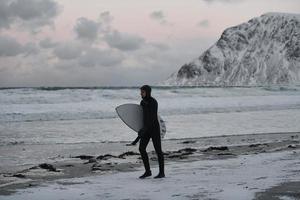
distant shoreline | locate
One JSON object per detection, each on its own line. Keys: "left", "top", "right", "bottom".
{"left": 1, "top": 84, "right": 300, "bottom": 90}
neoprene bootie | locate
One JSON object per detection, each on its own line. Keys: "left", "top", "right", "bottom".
{"left": 154, "top": 173, "right": 165, "bottom": 179}
{"left": 139, "top": 171, "right": 152, "bottom": 179}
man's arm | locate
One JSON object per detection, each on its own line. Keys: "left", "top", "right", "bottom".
{"left": 139, "top": 100, "right": 148, "bottom": 133}
{"left": 126, "top": 136, "right": 140, "bottom": 146}
{"left": 149, "top": 99, "right": 158, "bottom": 123}
{"left": 131, "top": 135, "right": 140, "bottom": 145}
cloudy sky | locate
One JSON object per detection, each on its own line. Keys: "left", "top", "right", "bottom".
{"left": 0, "top": 0, "right": 299, "bottom": 87}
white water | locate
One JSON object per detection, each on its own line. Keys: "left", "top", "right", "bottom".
{"left": 1, "top": 86, "right": 300, "bottom": 145}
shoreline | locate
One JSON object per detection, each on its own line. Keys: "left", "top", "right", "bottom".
{"left": 1, "top": 131, "right": 299, "bottom": 174}
{"left": 1, "top": 84, "right": 300, "bottom": 90}
{"left": 0, "top": 131, "right": 299, "bottom": 197}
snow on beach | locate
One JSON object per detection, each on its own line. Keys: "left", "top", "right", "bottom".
{"left": 1, "top": 148, "right": 300, "bottom": 200}
{"left": 0, "top": 131, "right": 299, "bottom": 199}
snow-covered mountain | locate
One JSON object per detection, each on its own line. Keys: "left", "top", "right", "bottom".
{"left": 162, "top": 13, "right": 300, "bottom": 86}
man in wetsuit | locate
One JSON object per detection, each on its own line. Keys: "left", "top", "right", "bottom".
{"left": 129, "top": 85, "right": 165, "bottom": 179}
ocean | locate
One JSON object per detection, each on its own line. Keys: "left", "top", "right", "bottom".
{"left": 1, "top": 86, "right": 300, "bottom": 171}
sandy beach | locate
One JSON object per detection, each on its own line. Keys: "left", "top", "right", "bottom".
{"left": 1, "top": 132, "right": 299, "bottom": 199}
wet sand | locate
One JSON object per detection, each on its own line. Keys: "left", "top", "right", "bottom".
{"left": 0, "top": 132, "right": 299, "bottom": 199}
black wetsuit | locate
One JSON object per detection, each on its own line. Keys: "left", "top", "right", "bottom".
{"left": 137, "top": 95, "right": 164, "bottom": 175}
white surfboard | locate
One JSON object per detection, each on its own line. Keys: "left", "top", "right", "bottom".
{"left": 115, "top": 103, "right": 166, "bottom": 139}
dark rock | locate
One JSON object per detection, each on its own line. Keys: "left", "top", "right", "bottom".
{"left": 180, "top": 152, "right": 194, "bottom": 156}
{"left": 163, "top": 148, "right": 198, "bottom": 159}
{"left": 167, "top": 154, "right": 182, "bottom": 159}
{"left": 96, "top": 154, "right": 118, "bottom": 160}
{"left": 74, "top": 155, "right": 94, "bottom": 160}
{"left": 249, "top": 144, "right": 260, "bottom": 147}
{"left": 177, "top": 147, "right": 197, "bottom": 153}
{"left": 288, "top": 144, "right": 296, "bottom": 148}
{"left": 217, "top": 153, "right": 235, "bottom": 156}
{"left": 29, "top": 166, "right": 39, "bottom": 170}
{"left": 39, "top": 163, "right": 57, "bottom": 172}
{"left": 180, "top": 140, "right": 197, "bottom": 144}
{"left": 203, "top": 146, "right": 229, "bottom": 152}
{"left": 62, "top": 164, "right": 74, "bottom": 167}
{"left": 118, "top": 151, "right": 140, "bottom": 159}
{"left": 13, "top": 174, "right": 26, "bottom": 178}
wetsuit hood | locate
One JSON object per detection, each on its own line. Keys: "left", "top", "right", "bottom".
{"left": 140, "top": 85, "right": 152, "bottom": 99}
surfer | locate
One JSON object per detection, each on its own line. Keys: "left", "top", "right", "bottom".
{"left": 130, "top": 85, "right": 165, "bottom": 179}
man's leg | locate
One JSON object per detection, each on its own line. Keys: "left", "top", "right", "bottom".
{"left": 152, "top": 133, "right": 165, "bottom": 178}
{"left": 139, "top": 135, "right": 151, "bottom": 178}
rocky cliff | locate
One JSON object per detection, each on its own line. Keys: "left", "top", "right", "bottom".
{"left": 163, "top": 13, "right": 300, "bottom": 86}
